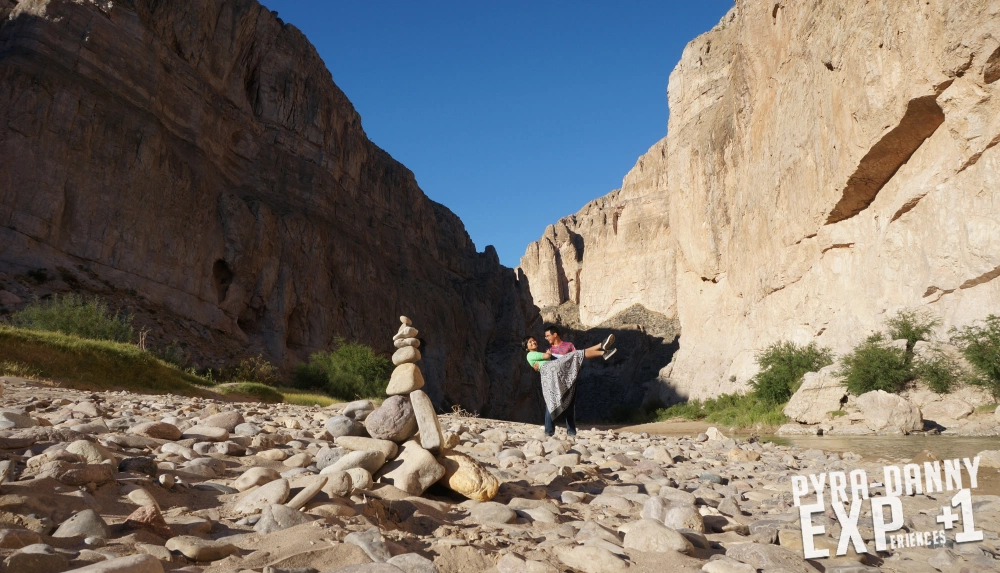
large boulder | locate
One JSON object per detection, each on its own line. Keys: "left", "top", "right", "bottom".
{"left": 437, "top": 452, "right": 500, "bottom": 502}
{"left": 375, "top": 441, "right": 444, "bottom": 496}
{"left": 855, "top": 390, "right": 922, "bottom": 434}
{"left": 921, "top": 399, "right": 974, "bottom": 422}
{"left": 364, "top": 396, "right": 418, "bottom": 443}
{"left": 782, "top": 365, "right": 846, "bottom": 424}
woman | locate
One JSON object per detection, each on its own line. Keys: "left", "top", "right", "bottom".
{"left": 523, "top": 333, "right": 616, "bottom": 437}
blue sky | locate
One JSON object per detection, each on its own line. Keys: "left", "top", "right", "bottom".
{"left": 259, "top": 1, "right": 733, "bottom": 267}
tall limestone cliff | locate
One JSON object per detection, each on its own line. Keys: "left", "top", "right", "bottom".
{"left": 519, "top": 138, "right": 674, "bottom": 326}
{"left": 667, "top": 1, "right": 1000, "bottom": 398}
{"left": 524, "top": 0, "right": 1000, "bottom": 400}
{"left": 0, "top": 0, "right": 541, "bottom": 419}
{"left": 519, "top": 139, "right": 679, "bottom": 415}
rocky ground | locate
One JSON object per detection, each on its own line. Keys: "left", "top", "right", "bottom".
{"left": 0, "top": 377, "right": 998, "bottom": 573}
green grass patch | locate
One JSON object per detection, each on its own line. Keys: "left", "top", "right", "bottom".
{"left": 11, "top": 294, "right": 135, "bottom": 343}
{"left": 214, "top": 382, "right": 283, "bottom": 403}
{"left": 0, "top": 360, "right": 44, "bottom": 379}
{"left": 0, "top": 325, "right": 208, "bottom": 394}
{"left": 277, "top": 388, "right": 341, "bottom": 407}
{"left": 656, "top": 393, "right": 788, "bottom": 430}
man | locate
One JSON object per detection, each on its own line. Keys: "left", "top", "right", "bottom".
{"left": 537, "top": 325, "right": 615, "bottom": 437}
{"left": 544, "top": 325, "right": 576, "bottom": 357}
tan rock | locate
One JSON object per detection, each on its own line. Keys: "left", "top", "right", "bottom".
{"left": 856, "top": 390, "right": 923, "bottom": 434}
{"left": 409, "top": 389, "right": 443, "bottom": 453}
{"left": 375, "top": 440, "right": 444, "bottom": 496}
{"left": 393, "top": 337, "right": 420, "bottom": 349}
{"left": 519, "top": 138, "right": 674, "bottom": 326}
{"left": 335, "top": 436, "right": 398, "bottom": 460}
{"left": 391, "top": 346, "right": 421, "bottom": 366}
{"left": 437, "top": 451, "right": 499, "bottom": 502}
{"left": 385, "top": 363, "right": 424, "bottom": 395}
{"left": 392, "top": 326, "right": 418, "bottom": 341}
{"left": 783, "top": 366, "right": 846, "bottom": 424}
{"left": 234, "top": 467, "right": 281, "bottom": 492}
{"left": 921, "top": 399, "right": 974, "bottom": 422}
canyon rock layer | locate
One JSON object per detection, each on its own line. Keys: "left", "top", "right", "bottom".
{"left": 524, "top": 0, "right": 1000, "bottom": 400}
{"left": 0, "top": 0, "right": 540, "bottom": 419}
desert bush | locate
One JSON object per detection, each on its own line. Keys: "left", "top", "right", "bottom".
{"left": 293, "top": 339, "right": 390, "bottom": 400}
{"left": 749, "top": 341, "right": 834, "bottom": 404}
{"left": 10, "top": 294, "right": 134, "bottom": 343}
{"left": 952, "top": 315, "right": 1000, "bottom": 399}
{"left": 155, "top": 340, "right": 189, "bottom": 368}
{"left": 838, "top": 333, "right": 912, "bottom": 395}
{"left": 886, "top": 309, "right": 939, "bottom": 351}
{"left": 226, "top": 354, "right": 279, "bottom": 385}
{"left": 912, "top": 351, "right": 961, "bottom": 394}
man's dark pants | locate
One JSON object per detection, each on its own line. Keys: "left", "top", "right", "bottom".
{"left": 544, "top": 392, "right": 577, "bottom": 436}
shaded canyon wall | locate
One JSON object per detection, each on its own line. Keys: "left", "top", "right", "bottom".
{"left": 0, "top": 0, "right": 541, "bottom": 419}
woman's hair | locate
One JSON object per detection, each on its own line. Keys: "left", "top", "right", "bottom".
{"left": 522, "top": 336, "right": 536, "bottom": 351}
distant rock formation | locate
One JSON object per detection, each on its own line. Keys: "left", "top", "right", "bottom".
{"left": 523, "top": 1, "right": 1000, "bottom": 400}
{"left": 519, "top": 138, "right": 674, "bottom": 326}
{"left": 0, "top": 0, "right": 540, "bottom": 419}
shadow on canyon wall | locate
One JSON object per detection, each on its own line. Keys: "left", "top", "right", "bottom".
{"left": 517, "top": 301, "right": 680, "bottom": 423}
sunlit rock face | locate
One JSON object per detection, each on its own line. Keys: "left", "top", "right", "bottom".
{"left": 519, "top": 138, "right": 675, "bottom": 326}
{"left": 523, "top": 1, "right": 1000, "bottom": 401}
{"left": 665, "top": 1, "right": 1000, "bottom": 398}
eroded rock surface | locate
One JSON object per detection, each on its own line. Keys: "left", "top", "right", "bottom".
{"left": 0, "top": 0, "right": 539, "bottom": 421}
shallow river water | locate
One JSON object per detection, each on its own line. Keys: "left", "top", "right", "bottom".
{"left": 762, "top": 434, "right": 999, "bottom": 461}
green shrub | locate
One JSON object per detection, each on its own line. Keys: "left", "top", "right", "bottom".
{"left": 10, "top": 294, "right": 134, "bottom": 343}
{"left": 952, "top": 315, "right": 1000, "bottom": 399}
{"left": 838, "top": 333, "right": 912, "bottom": 395}
{"left": 886, "top": 309, "right": 939, "bottom": 351}
{"left": 749, "top": 341, "right": 834, "bottom": 404}
{"left": 912, "top": 351, "right": 961, "bottom": 394}
{"left": 293, "top": 339, "right": 390, "bottom": 400}
{"left": 225, "top": 354, "right": 279, "bottom": 385}
{"left": 156, "top": 341, "right": 189, "bottom": 368}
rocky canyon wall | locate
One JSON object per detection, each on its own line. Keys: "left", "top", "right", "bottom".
{"left": 519, "top": 138, "right": 674, "bottom": 326}
{"left": 667, "top": 0, "right": 1000, "bottom": 398}
{"left": 0, "top": 0, "right": 541, "bottom": 419}
{"left": 523, "top": 0, "right": 1000, "bottom": 402}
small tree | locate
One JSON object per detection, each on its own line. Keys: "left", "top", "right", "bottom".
{"left": 838, "top": 333, "right": 912, "bottom": 395}
{"left": 952, "top": 315, "right": 1000, "bottom": 399}
{"left": 749, "top": 341, "right": 834, "bottom": 404}
{"left": 886, "top": 309, "right": 939, "bottom": 352}
{"left": 227, "top": 355, "right": 279, "bottom": 385}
